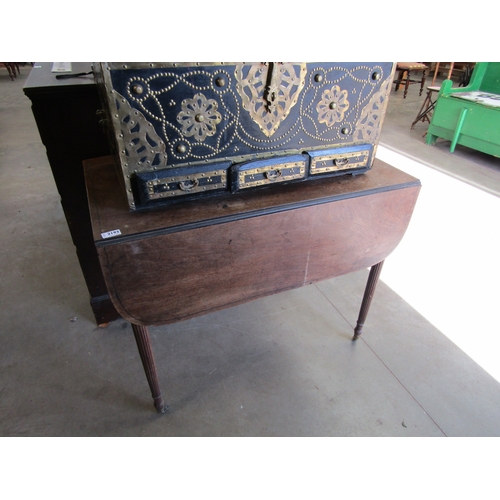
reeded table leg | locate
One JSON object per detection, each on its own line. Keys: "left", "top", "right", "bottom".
{"left": 132, "top": 323, "right": 169, "bottom": 414}
{"left": 353, "top": 261, "right": 384, "bottom": 341}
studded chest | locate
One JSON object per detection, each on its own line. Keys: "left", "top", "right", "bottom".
{"left": 94, "top": 62, "right": 395, "bottom": 210}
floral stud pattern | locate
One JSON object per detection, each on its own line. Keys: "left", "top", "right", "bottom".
{"left": 316, "top": 85, "right": 350, "bottom": 127}
{"left": 177, "top": 93, "right": 222, "bottom": 142}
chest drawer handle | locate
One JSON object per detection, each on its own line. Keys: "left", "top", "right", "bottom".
{"left": 264, "top": 169, "right": 282, "bottom": 180}
{"left": 178, "top": 178, "right": 200, "bottom": 191}
{"left": 334, "top": 157, "right": 349, "bottom": 167}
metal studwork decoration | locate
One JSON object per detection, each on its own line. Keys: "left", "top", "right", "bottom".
{"left": 112, "top": 92, "right": 166, "bottom": 170}
{"left": 99, "top": 63, "right": 393, "bottom": 169}
{"left": 355, "top": 77, "right": 392, "bottom": 142}
{"left": 176, "top": 93, "right": 222, "bottom": 142}
{"left": 235, "top": 62, "right": 307, "bottom": 137}
{"left": 316, "top": 85, "right": 350, "bottom": 126}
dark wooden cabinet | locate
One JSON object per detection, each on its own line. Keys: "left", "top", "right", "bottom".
{"left": 23, "top": 63, "right": 119, "bottom": 325}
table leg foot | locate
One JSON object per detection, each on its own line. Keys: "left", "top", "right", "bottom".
{"left": 132, "top": 323, "right": 169, "bottom": 414}
{"left": 352, "top": 261, "right": 384, "bottom": 341}
{"left": 154, "top": 397, "right": 170, "bottom": 414}
{"left": 352, "top": 323, "right": 364, "bottom": 341}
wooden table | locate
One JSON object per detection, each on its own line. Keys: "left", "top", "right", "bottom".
{"left": 84, "top": 156, "right": 421, "bottom": 413}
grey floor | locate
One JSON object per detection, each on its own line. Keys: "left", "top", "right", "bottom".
{"left": 2, "top": 66, "right": 500, "bottom": 437}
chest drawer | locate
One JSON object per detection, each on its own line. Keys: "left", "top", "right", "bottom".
{"left": 308, "top": 144, "right": 373, "bottom": 175}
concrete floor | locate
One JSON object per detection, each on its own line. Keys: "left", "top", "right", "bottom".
{"left": 1, "top": 66, "right": 500, "bottom": 437}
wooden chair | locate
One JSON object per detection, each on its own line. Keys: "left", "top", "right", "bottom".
{"left": 1, "top": 63, "right": 20, "bottom": 80}
{"left": 411, "top": 63, "right": 474, "bottom": 132}
{"left": 394, "top": 62, "right": 428, "bottom": 98}
{"left": 411, "top": 86, "right": 440, "bottom": 131}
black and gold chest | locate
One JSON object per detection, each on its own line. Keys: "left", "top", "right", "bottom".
{"left": 94, "top": 62, "right": 395, "bottom": 210}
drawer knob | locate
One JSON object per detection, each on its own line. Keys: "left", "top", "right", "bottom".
{"left": 264, "top": 169, "right": 282, "bottom": 180}
{"left": 179, "top": 179, "right": 200, "bottom": 191}
{"left": 334, "top": 157, "right": 349, "bottom": 167}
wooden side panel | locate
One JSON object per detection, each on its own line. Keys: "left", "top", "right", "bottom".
{"left": 99, "top": 185, "right": 420, "bottom": 326}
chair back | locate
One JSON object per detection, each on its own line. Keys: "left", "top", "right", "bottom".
{"left": 477, "top": 63, "right": 500, "bottom": 94}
